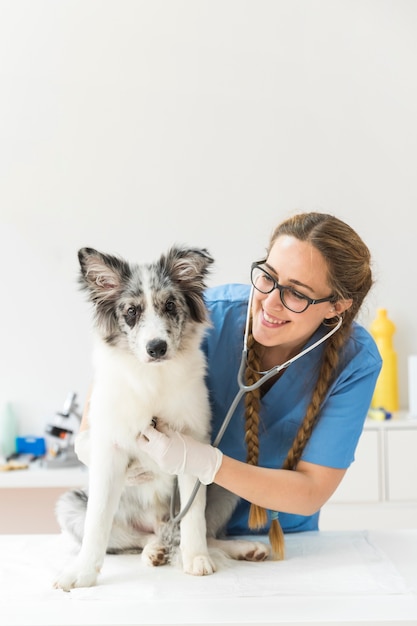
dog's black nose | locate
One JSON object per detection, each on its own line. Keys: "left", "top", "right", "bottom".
{"left": 146, "top": 339, "right": 168, "bottom": 359}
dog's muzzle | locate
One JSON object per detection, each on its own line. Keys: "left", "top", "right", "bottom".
{"left": 146, "top": 339, "right": 168, "bottom": 360}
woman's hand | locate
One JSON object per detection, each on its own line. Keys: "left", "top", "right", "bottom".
{"left": 136, "top": 424, "right": 223, "bottom": 485}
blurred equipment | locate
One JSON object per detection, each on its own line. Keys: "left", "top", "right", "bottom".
{"left": 370, "top": 308, "right": 399, "bottom": 413}
{"left": 0, "top": 402, "right": 18, "bottom": 461}
{"left": 43, "top": 392, "right": 82, "bottom": 468}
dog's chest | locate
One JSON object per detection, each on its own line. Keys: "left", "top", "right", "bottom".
{"left": 92, "top": 340, "right": 211, "bottom": 448}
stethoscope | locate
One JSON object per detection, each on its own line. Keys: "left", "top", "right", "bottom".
{"left": 170, "top": 287, "right": 343, "bottom": 523}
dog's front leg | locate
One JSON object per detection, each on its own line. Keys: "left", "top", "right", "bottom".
{"left": 54, "top": 445, "right": 127, "bottom": 591}
{"left": 177, "top": 474, "right": 216, "bottom": 576}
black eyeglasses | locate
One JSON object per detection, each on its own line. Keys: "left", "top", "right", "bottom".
{"left": 251, "top": 261, "right": 335, "bottom": 314}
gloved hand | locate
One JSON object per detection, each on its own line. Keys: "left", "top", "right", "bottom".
{"left": 74, "top": 429, "right": 155, "bottom": 485}
{"left": 136, "top": 425, "right": 223, "bottom": 485}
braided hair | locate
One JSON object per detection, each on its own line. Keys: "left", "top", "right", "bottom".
{"left": 244, "top": 212, "right": 373, "bottom": 558}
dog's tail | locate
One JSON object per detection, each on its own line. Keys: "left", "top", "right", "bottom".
{"left": 55, "top": 488, "right": 148, "bottom": 554}
{"left": 55, "top": 489, "right": 87, "bottom": 545}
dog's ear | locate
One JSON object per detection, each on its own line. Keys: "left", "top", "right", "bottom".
{"left": 164, "top": 247, "right": 214, "bottom": 280}
{"left": 159, "top": 247, "right": 214, "bottom": 323}
{"left": 78, "top": 247, "right": 131, "bottom": 304}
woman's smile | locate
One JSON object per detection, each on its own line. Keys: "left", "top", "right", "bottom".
{"left": 261, "top": 308, "right": 289, "bottom": 327}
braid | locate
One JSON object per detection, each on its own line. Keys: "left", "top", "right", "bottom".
{"left": 283, "top": 318, "right": 349, "bottom": 471}
{"left": 244, "top": 330, "right": 262, "bottom": 466}
{"left": 244, "top": 328, "right": 268, "bottom": 529}
{"left": 244, "top": 322, "right": 286, "bottom": 557}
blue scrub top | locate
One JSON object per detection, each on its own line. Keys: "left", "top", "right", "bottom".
{"left": 202, "top": 284, "right": 382, "bottom": 536}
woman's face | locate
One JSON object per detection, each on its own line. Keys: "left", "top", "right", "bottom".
{"left": 251, "top": 235, "right": 339, "bottom": 357}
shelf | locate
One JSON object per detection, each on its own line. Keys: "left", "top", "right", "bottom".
{"left": 364, "top": 411, "right": 417, "bottom": 431}
{"left": 0, "top": 464, "right": 88, "bottom": 489}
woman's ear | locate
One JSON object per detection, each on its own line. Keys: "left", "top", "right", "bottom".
{"left": 325, "top": 298, "right": 353, "bottom": 320}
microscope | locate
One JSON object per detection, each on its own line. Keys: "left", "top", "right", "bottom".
{"left": 43, "top": 392, "right": 83, "bottom": 468}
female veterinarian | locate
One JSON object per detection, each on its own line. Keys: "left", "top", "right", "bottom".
{"left": 82, "top": 212, "right": 382, "bottom": 559}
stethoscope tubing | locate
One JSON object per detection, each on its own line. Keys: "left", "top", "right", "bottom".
{"left": 170, "top": 289, "right": 342, "bottom": 524}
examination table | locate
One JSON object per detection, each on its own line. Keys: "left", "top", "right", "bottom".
{"left": 0, "top": 529, "right": 416, "bottom": 626}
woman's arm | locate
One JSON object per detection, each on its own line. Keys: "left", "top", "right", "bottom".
{"left": 136, "top": 425, "right": 346, "bottom": 515}
{"left": 215, "top": 456, "right": 346, "bottom": 516}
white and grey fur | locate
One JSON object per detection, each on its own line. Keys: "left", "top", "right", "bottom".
{"left": 54, "top": 246, "right": 269, "bottom": 591}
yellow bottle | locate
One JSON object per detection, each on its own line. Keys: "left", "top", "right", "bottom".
{"left": 370, "top": 308, "right": 399, "bottom": 412}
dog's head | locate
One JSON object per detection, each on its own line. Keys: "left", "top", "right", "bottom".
{"left": 78, "top": 246, "right": 214, "bottom": 362}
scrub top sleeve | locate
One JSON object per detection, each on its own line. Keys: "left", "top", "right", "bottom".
{"left": 301, "top": 357, "right": 382, "bottom": 469}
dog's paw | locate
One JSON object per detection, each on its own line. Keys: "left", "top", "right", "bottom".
{"left": 209, "top": 537, "right": 270, "bottom": 562}
{"left": 182, "top": 553, "right": 216, "bottom": 576}
{"left": 236, "top": 540, "right": 270, "bottom": 562}
{"left": 142, "top": 542, "right": 169, "bottom": 567}
{"left": 53, "top": 563, "right": 99, "bottom": 592}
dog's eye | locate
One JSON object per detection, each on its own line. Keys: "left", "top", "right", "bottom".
{"left": 165, "top": 300, "right": 176, "bottom": 314}
{"left": 125, "top": 306, "right": 139, "bottom": 327}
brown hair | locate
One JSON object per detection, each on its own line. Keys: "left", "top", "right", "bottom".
{"left": 244, "top": 212, "right": 373, "bottom": 558}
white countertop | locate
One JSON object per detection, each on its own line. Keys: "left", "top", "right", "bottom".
{"left": 0, "top": 464, "right": 88, "bottom": 488}
{"left": 0, "top": 529, "right": 415, "bottom": 626}
{"left": 364, "top": 411, "right": 417, "bottom": 430}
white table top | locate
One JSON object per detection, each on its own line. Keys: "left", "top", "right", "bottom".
{"left": 0, "top": 464, "right": 88, "bottom": 488}
{"left": 0, "top": 529, "right": 416, "bottom": 626}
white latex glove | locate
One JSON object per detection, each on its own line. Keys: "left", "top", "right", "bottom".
{"left": 137, "top": 425, "right": 223, "bottom": 485}
{"left": 74, "top": 429, "right": 154, "bottom": 485}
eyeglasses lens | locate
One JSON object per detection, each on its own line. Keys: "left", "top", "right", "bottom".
{"left": 251, "top": 266, "right": 309, "bottom": 313}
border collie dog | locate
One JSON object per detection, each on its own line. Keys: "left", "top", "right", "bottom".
{"left": 54, "top": 246, "right": 269, "bottom": 591}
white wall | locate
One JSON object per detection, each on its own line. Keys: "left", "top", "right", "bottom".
{"left": 1, "top": 0, "right": 416, "bottom": 436}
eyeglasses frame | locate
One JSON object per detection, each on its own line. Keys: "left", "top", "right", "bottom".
{"left": 250, "top": 261, "right": 336, "bottom": 314}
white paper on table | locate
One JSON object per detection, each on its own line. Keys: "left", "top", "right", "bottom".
{"left": 0, "top": 530, "right": 409, "bottom": 603}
